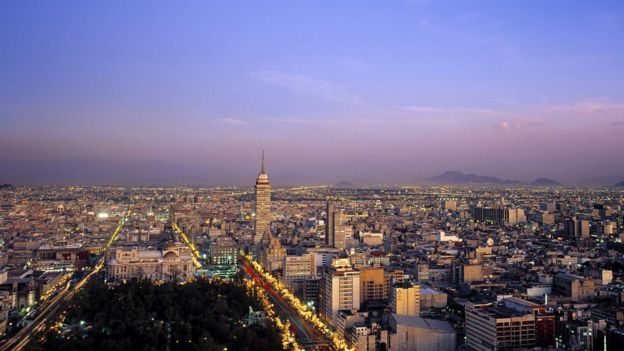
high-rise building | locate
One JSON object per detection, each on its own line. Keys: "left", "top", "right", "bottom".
{"left": 470, "top": 207, "right": 526, "bottom": 225}
{"left": 359, "top": 267, "right": 388, "bottom": 303}
{"left": 325, "top": 198, "right": 335, "bottom": 246}
{"left": 325, "top": 199, "right": 351, "bottom": 250}
{"left": 254, "top": 151, "right": 271, "bottom": 246}
{"left": 282, "top": 254, "right": 315, "bottom": 294}
{"left": 390, "top": 282, "right": 421, "bottom": 317}
{"left": 564, "top": 218, "right": 590, "bottom": 238}
{"left": 320, "top": 258, "right": 360, "bottom": 326}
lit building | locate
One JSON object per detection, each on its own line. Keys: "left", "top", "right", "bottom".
{"left": 106, "top": 243, "right": 195, "bottom": 282}
{"left": 390, "top": 282, "right": 420, "bottom": 317}
{"left": 209, "top": 236, "right": 239, "bottom": 278}
{"left": 254, "top": 151, "right": 271, "bottom": 246}
{"left": 209, "top": 236, "right": 238, "bottom": 266}
{"left": 282, "top": 253, "right": 315, "bottom": 294}
{"left": 320, "top": 258, "right": 361, "bottom": 326}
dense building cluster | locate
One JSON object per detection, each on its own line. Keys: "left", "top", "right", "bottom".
{"left": 1, "top": 163, "right": 624, "bottom": 350}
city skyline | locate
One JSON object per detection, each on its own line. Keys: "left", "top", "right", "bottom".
{"left": 1, "top": 1, "right": 624, "bottom": 185}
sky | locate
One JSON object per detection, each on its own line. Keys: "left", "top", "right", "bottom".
{"left": 1, "top": 0, "right": 624, "bottom": 185}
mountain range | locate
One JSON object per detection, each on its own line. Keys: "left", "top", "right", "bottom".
{"left": 427, "top": 171, "right": 563, "bottom": 186}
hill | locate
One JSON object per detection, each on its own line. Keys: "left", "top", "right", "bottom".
{"left": 335, "top": 180, "right": 355, "bottom": 188}
{"left": 427, "top": 171, "right": 522, "bottom": 185}
{"left": 614, "top": 181, "right": 624, "bottom": 187}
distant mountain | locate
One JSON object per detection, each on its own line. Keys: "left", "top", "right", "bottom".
{"left": 614, "top": 181, "right": 624, "bottom": 188}
{"left": 427, "top": 171, "right": 523, "bottom": 185}
{"left": 530, "top": 178, "right": 562, "bottom": 187}
{"left": 577, "top": 174, "right": 624, "bottom": 187}
{"left": 335, "top": 180, "right": 355, "bottom": 188}
{"left": 0, "top": 184, "right": 14, "bottom": 190}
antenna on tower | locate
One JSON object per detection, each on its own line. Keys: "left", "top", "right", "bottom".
{"left": 260, "top": 149, "right": 265, "bottom": 173}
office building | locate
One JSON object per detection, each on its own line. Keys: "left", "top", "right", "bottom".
{"left": 320, "top": 258, "right": 361, "bottom": 326}
{"left": 390, "top": 282, "right": 421, "bottom": 317}
{"left": 359, "top": 266, "right": 388, "bottom": 304}
{"left": 465, "top": 297, "right": 555, "bottom": 351}
{"left": 282, "top": 253, "right": 315, "bottom": 293}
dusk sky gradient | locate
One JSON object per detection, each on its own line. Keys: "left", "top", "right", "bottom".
{"left": 1, "top": 1, "right": 624, "bottom": 185}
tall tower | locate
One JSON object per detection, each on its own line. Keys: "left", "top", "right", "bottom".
{"left": 254, "top": 151, "right": 271, "bottom": 246}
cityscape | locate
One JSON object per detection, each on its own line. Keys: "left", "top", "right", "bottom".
{"left": 2, "top": 1, "right": 624, "bottom": 351}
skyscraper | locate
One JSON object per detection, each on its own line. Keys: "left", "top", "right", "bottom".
{"left": 325, "top": 198, "right": 350, "bottom": 250}
{"left": 325, "top": 198, "right": 334, "bottom": 246}
{"left": 254, "top": 151, "right": 271, "bottom": 246}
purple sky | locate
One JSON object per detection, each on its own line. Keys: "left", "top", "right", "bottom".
{"left": 1, "top": 1, "right": 624, "bottom": 185}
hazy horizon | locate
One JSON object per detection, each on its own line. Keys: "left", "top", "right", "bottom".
{"left": 2, "top": 1, "right": 624, "bottom": 185}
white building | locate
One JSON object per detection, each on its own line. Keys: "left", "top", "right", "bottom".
{"left": 106, "top": 243, "right": 195, "bottom": 282}
{"left": 321, "top": 258, "right": 360, "bottom": 326}
{"left": 436, "top": 231, "right": 460, "bottom": 242}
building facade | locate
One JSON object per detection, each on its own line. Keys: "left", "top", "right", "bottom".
{"left": 106, "top": 243, "right": 195, "bottom": 282}
{"left": 254, "top": 152, "right": 271, "bottom": 246}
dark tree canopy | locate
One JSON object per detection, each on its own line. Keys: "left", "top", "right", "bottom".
{"left": 30, "top": 278, "right": 282, "bottom": 351}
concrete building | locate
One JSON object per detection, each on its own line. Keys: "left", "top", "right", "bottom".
{"left": 564, "top": 218, "right": 590, "bottom": 238}
{"left": 420, "top": 286, "right": 448, "bottom": 309}
{"left": 359, "top": 266, "right": 388, "bottom": 304}
{"left": 390, "top": 282, "right": 421, "bottom": 317}
{"left": 350, "top": 322, "right": 376, "bottom": 351}
{"left": 209, "top": 236, "right": 238, "bottom": 266}
{"left": 465, "top": 297, "right": 555, "bottom": 351}
{"left": 320, "top": 258, "right": 361, "bottom": 326}
{"left": 282, "top": 253, "right": 315, "bottom": 293}
{"left": 258, "top": 231, "right": 286, "bottom": 272}
{"left": 208, "top": 236, "right": 239, "bottom": 278}
{"left": 358, "top": 232, "right": 384, "bottom": 246}
{"left": 106, "top": 243, "right": 195, "bottom": 282}
{"left": 389, "top": 314, "right": 456, "bottom": 351}
{"left": 552, "top": 273, "right": 596, "bottom": 301}
{"left": 470, "top": 207, "right": 526, "bottom": 225}
{"left": 442, "top": 200, "right": 457, "bottom": 211}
